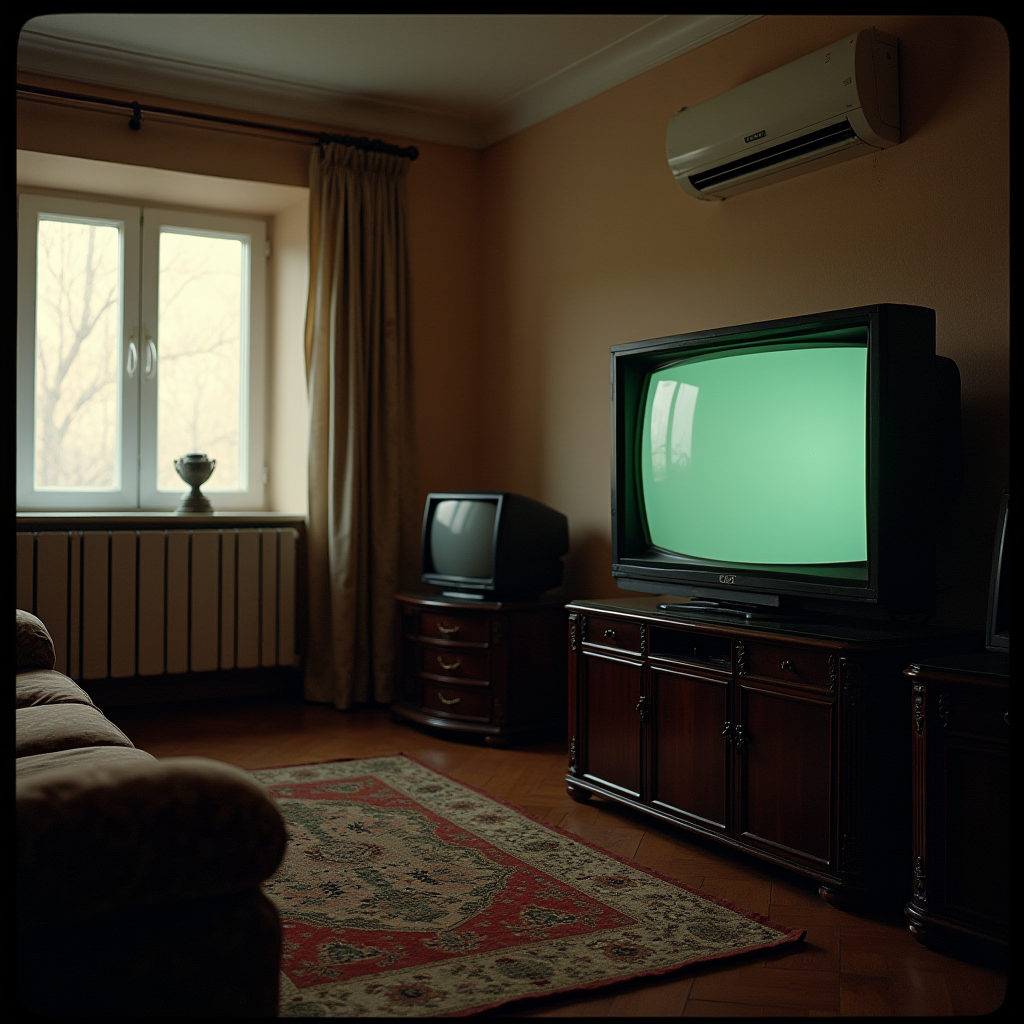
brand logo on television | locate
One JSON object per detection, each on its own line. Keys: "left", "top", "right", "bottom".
{"left": 744, "top": 130, "right": 766, "bottom": 144}
{"left": 719, "top": 574, "right": 736, "bottom": 584}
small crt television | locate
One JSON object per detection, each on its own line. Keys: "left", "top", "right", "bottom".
{"left": 610, "top": 304, "right": 962, "bottom": 620}
{"left": 421, "top": 492, "right": 569, "bottom": 601}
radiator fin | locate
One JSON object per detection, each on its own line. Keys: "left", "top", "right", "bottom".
{"left": 82, "top": 532, "right": 109, "bottom": 680}
{"left": 110, "top": 531, "right": 137, "bottom": 679}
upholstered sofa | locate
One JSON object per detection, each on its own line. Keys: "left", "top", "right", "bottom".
{"left": 16, "top": 609, "right": 288, "bottom": 1018}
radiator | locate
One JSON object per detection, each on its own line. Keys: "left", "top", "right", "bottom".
{"left": 15, "top": 528, "right": 299, "bottom": 680}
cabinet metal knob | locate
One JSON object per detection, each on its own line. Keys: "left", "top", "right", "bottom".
{"left": 780, "top": 659, "right": 795, "bottom": 672}
{"left": 437, "top": 691, "right": 461, "bottom": 705}
{"left": 604, "top": 628, "right": 616, "bottom": 638}
{"left": 437, "top": 655, "right": 462, "bottom": 672}
{"left": 636, "top": 695, "right": 649, "bottom": 721}
{"left": 734, "top": 724, "right": 748, "bottom": 749}
{"left": 437, "top": 623, "right": 460, "bottom": 636}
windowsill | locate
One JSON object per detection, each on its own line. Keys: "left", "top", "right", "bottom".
{"left": 17, "top": 510, "right": 306, "bottom": 529}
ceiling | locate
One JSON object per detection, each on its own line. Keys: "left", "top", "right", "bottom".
{"left": 17, "top": 13, "right": 760, "bottom": 150}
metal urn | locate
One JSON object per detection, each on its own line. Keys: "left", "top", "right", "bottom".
{"left": 174, "top": 452, "right": 216, "bottom": 514}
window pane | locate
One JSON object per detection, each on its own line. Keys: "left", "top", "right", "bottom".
{"left": 34, "top": 218, "right": 121, "bottom": 490}
{"left": 156, "top": 231, "right": 246, "bottom": 491}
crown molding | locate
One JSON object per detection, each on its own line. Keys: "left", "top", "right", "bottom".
{"left": 17, "top": 15, "right": 761, "bottom": 151}
{"left": 476, "top": 14, "right": 761, "bottom": 147}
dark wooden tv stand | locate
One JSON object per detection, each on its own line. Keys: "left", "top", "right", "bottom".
{"left": 393, "top": 591, "right": 567, "bottom": 746}
{"left": 565, "top": 596, "right": 974, "bottom": 907}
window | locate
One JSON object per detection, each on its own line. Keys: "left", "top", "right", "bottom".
{"left": 17, "top": 192, "right": 266, "bottom": 511}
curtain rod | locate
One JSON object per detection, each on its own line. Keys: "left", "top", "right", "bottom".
{"left": 16, "top": 82, "right": 420, "bottom": 160}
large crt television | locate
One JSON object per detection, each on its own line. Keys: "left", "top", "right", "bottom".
{"left": 421, "top": 492, "right": 569, "bottom": 601}
{"left": 611, "top": 304, "right": 962, "bottom": 621}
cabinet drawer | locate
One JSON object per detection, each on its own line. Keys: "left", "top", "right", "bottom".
{"left": 584, "top": 614, "right": 643, "bottom": 654}
{"left": 422, "top": 682, "right": 491, "bottom": 720}
{"left": 742, "top": 641, "right": 835, "bottom": 690}
{"left": 419, "top": 610, "right": 489, "bottom": 644}
{"left": 419, "top": 644, "right": 490, "bottom": 682}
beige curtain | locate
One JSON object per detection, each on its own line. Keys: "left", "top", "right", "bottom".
{"left": 303, "top": 142, "right": 418, "bottom": 709}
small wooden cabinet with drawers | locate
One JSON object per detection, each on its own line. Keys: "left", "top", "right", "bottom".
{"left": 393, "top": 591, "right": 567, "bottom": 745}
{"left": 565, "top": 596, "right": 973, "bottom": 907}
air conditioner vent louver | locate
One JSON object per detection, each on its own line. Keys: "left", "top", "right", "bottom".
{"left": 666, "top": 29, "right": 900, "bottom": 200}
{"left": 689, "top": 120, "right": 859, "bottom": 192}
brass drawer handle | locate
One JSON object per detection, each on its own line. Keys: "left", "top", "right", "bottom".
{"left": 437, "top": 691, "right": 461, "bottom": 705}
{"left": 604, "top": 629, "right": 617, "bottom": 639}
{"left": 779, "top": 659, "right": 796, "bottom": 672}
{"left": 437, "top": 623, "right": 460, "bottom": 636}
{"left": 437, "top": 655, "right": 462, "bottom": 672}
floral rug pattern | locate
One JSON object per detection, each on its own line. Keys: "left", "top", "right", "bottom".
{"left": 254, "top": 755, "right": 803, "bottom": 1016}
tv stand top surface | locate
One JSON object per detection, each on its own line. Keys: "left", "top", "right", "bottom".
{"left": 565, "top": 595, "right": 977, "bottom": 648}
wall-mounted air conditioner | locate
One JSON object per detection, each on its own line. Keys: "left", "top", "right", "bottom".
{"left": 667, "top": 29, "right": 899, "bottom": 200}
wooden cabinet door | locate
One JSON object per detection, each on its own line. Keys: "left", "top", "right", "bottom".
{"left": 736, "top": 682, "right": 835, "bottom": 871}
{"left": 649, "top": 665, "right": 730, "bottom": 834}
{"left": 917, "top": 679, "right": 1009, "bottom": 940}
{"left": 579, "top": 650, "right": 643, "bottom": 801}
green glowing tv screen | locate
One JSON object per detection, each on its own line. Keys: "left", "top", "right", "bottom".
{"left": 638, "top": 338, "right": 868, "bottom": 568}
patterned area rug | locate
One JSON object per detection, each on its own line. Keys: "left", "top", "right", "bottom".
{"left": 254, "top": 755, "right": 804, "bottom": 1017}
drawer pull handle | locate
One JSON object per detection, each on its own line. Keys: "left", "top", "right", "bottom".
{"left": 604, "top": 629, "right": 617, "bottom": 638}
{"left": 734, "top": 724, "right": 748, "bottom": 749}
{"left": 437, "top": 691, "right": 461, "bottom": 705}
{"left": 437, "top": 655, "right": 462, "bottom": 672}
{"left": 779, "top": 659, "right": 795, "bottom": 672}
{"left": 636, "top": 695, "right": 649, "bottom": 722}
{"left": 437, "top": 623, "right": 460, "bottom": 636}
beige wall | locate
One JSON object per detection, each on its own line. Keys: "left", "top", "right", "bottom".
{"left": 16, "top": 72, "right": 487, "bottom": 517}
{"left": 479, "top": 14, "right": 1009, "bottom": 628}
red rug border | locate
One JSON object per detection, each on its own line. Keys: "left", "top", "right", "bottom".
{"left": 254, "top": 751, "right": 806, "bottom": 1017}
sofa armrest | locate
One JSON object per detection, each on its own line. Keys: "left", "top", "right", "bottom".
{"left": 16, "top": 610, "right": 55, "bottom": 671}
{"left": 17, "top": 756, "right": 287, "bottom": 925}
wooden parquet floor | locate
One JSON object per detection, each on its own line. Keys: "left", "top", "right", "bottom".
{"left": 108, "top": 698, "right": 1010, "bottom": 1018}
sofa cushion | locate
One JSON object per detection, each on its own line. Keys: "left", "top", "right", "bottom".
{"left": 16, "top": 610, "right": 56, "bottom": 670}
{"left": 16, "top": 704, "right": 135, "bottom": 759}
{"left": 16, "top": 744, "right": 158, "bottom": 779}
{"left": 16, "top": 669, "right": 98, "bottom": 710}
{"left": 17, "top": 756, "right": 288, "bottom": 922}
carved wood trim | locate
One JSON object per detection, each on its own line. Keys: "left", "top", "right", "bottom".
{"left": 735, "top": 640, "right": 747, "bottom": 676}
{"left": 914, "top": 854, "right": 927, "bottom": 901}
{"left": 913, "top": 684, "right": 927, "bottom": 736}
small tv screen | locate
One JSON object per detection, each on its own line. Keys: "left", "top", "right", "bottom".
{"left": 421, "top": 492, "right": 569, "bottom": 600}
{"left": 429, "top": 498, "right": 497, "bottom": 578}
{"left": 639, "top": 332, "right": 868, "bottom": 572}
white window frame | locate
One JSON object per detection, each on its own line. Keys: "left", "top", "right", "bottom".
{"left": 17, "top": 192, "right": 267, "bottom": 512}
